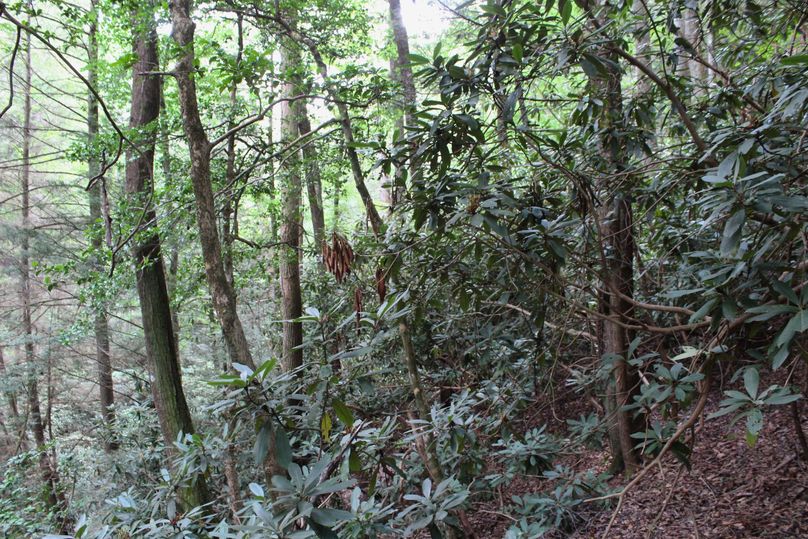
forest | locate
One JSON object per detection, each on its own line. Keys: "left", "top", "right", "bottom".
{"left": 0, "top": 0, "right": 806, "bottom": 537}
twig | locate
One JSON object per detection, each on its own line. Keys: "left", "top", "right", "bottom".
{"left": 0, "top": 24, "right": 21, "bottom": 119}
{"left": 644, "top": 465, "right": 685, "bottom": 539}
{"left": 0, "top": 2, "right": 135, "bottom": 187}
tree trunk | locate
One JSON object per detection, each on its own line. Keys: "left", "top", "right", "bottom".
{"left": 298, "top": 107, "right": 325, "bottom": 249}
{"left": 265, "top": 106, "right": 280, "bottom": 358}
{"left": 682, "top": 6, "right": 707, "bottom": 94}
{"left": 388, "top": 0, "right": 418, "bottom": 207}
{"left": 219, "top": 15, "right": 247, "bottom": 515}
{"left": 298, "top": 39, "right": 383, "bottom": 235}
{"left": 126, "top": 3, "right": 210, "bottom": 509}
{"left": 0, "top": 347, "right": 19, "bottom": 423}
{"left": 87, "top": 0, "right": 117, "bottom": 451}
{"left": 631, "top": 0, "right": 652, "bottom": 96}
{"left": 19, "top": 27, "right": 63, "bottom": 516}
{"left": 222, "top": 14, "right": 243, "bottom": 291}
{"left": 385, "top": 3, "right": 457, "bottom": 501}
{"left": 279, "top": 38, "right": 304, "bottom": 373}
{"left": 159, "top": 90, "right": 183, "bottom": 361}
{"left": 388, "top": 0, "right": 417, "bottom": 126}
{"left": 584, "top": 5, "right": 643, "bottom": 475}
{"left": 169, "top": 0, "right": 256, "bottom": 371}
{"left": 399, "top": 322, "right": 443, "bottom": 482}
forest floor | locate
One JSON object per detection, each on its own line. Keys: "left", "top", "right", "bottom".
{"left": 462, "top": 369, "right": 808, "bottom": 538}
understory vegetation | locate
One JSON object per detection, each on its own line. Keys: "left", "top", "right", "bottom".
{"left": 0, "top": 0, "right": 806, "bottom": 537}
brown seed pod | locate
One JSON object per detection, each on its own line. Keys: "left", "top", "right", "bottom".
{"left": 323, "top": 232, "right": 354, "bottom": 283}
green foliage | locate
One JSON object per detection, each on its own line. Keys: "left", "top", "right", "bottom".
{"left": 1, "top": 0, "right": 806, "bottom": 537}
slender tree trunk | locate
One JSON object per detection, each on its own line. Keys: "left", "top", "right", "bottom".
{"left": 266, "top": 104, "right": 279, "bottom": 345}
{"left": 292, "top": 35, "right": 382, "bottom": 235}
{"left": 389, "top": 0, "right": 417, "bottom": 126}
{"left": 87, "top": 0, "right": 117, "bottom": 451}
{"left": 399, "top": 322, "right": 442, "bottom": 482}
{"left": 169, "top": 0, "right": 256, "bottom": 371}
{"left": 126, "top": 3, "right": 210, "bottom": 509}
{"left": 20, "top": 26, "right": 61, "bottom": 512}
{"left": 219, "top": 14, "right": 246, "bottom": 516}
{"left": 388, "top": 0, "right": 418, "bottom": 207}
{"left": 386, "top": 3, "right": 459, "bottom": 505}
{"left": 19, "top": 29, "right": 65, "bottom": 521}
{"left": 298, "top": 107, "right": 325, "bottom": 249}
{"left": 279, "top": 38, "right": 304, "bottom": 373}
{"left": 584, "top": 5, "right": 643, "bottom": 475}
{"left": 222, "top": 14, "right": 243, "bottom": 291}
{"left": 682, "top": 5, "right": 707, "bottom": 94}
{"left": 0, "top": 347, "right": 19, "bottom": 422}
{"left": 159, "top": 91, "right": 182, "bottom": 361}
{"left": 631, "top": 0, "right": 652, "bottom": 96}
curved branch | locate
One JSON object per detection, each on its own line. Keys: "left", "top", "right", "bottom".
{"left": 0, "top": 3, "right": 134, "bottom": 187}
{"left": 0, "top": 24, "right": 21, "bottom": 120}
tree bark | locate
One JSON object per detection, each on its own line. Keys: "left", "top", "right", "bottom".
{"left": 222, "top": 14, "right": 243, "bottom": 291}
{"left": 279, "top": 38, "right": 304, "bottom": 373}
{"left": 584, "top": 4, "right": 643, "bottom": 475}
{"left": 298, "top": 107, "right": 325, "bottom": 249}
{"left": 682, "top": 6, "right": 707, "bottom": 92}
{"left": 388, "top": 0, "right": 417, "bottom": 127}
{"left": 0, "top": 347, "right": 19, "bottom": 423}
{"left": 159, "top": 90, "right": 182, "bottom": 362}
{"left": 388, "top": 0, "right": 418, "bottom": 207}
{"left": 87, "top": 0, "right": 117, "bottom": 451}
{"left": 399, "top": 322, "right": 443, "bottom": 482}
{"left": 126, "top": 2, "right": 210, "bottom": 509}
{"left": 169, "top": 0, "right": 256, "bottom": 371}
{"left": 297, "top": 37, "right": 383, "bottom": 235}
{"left": 19, "top": 27, "right": 64, "bottom": 518}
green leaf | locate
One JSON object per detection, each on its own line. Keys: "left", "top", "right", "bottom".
{"left": 745, "top": 408, "right": 763, "bottom": 447}
{"left": 744, "top": 368, "right": 759, "bottom": 399}
{"left": 248, "top": 482, "right": 264, "bottom": 498}
{"left": 775, "top": 310, "right": 808, "bottom": 348}
{"left": 512, "top": 42, "right": 523, "bottom": 63}
{"left": 481, "top": 3, "right": 507, "bottom": 16}
{"left": 771, "top": 345, "right": 789, "bottom": 370}
{"left": 254, "top": 422, "right": 272, "bottom": 466}
{"left": 275, "top": 427, "right": 292, "bottom": 469}
{"left": 664, "top": 288, "right": 704, "bottom": 299}
{"left": 763, "top": 390, "right": 802, "bottom": 406}
{"left": 720, "top": 209, "right": 745, "bottom": 257}
{"left": 745, "top": 304, "right": 798, "bottom": 322}
{"left": 321, "top": 413, "right": 333, "bottom": 443}
{"left": 232, "top": 362, "right": 254, "bottom": 381}
{"left": 689, "top": 298, "right": 717, "bottom": 323}
{"left": 332, "top": 399, "right": 355, "bottom": 427}
{"left": 771, "top": 280, "right": 800, "bottom": 306}
{"left": 782, "top": 54, "right": 808, "bottom": 65}
{"left": 311, "top": 508, "right": 354, "bottom": 527}
{"left": 408, "top": 53, "right": 431, "bottom": 65}
{"left": 671, "top": 346, "right": 699, "bottom": 361}
{"left": 558, "top": 0, "right": 571, "bottom": 24}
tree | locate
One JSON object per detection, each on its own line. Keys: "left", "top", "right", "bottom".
{"left": 299, "top": 107, "right": 325, "bottom": 249}
{"left": 583, "top": 3, "right": 643, "bottom": 474}
{"left": 124, "top": 0, "right": 210, "bottom": 509}
{"left": 86, "top": 0, "right": 117, "bottom": 452}
{"left": 388, "top": 0, "right": 417, "bottom": 205}
{"left": 169, "top": 0, "right": 256, "bottom": 372}
{"left": 278, "top": 35, "right": 304, "bottom": 373}
{"left": 19, "top": 23, "right": 63, "bottom": 517}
